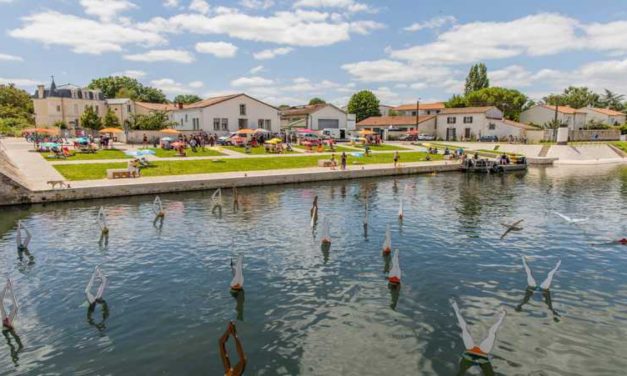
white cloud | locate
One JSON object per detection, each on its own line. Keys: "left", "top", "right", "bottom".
{"left": 231, "top": 76, "right": 274, "bottom": 87}
{"left": 0, "top": 53, "right": 22, "bottom": 62}
{"left": 253, "top": 47, "right": 293, "bottom": 60}
{"left": 111, "top": 70, "right": 146, "bottom": 79}
{"left": 341, "top": 59, "right": 451, "bottom": 83}
{"left": 163, "top": 0, "right": 178, "bottom": 7}
{"left": 10, "top": 11, "right": 164, "bottom": 54}
{"left": 80, "top": 0, "right": 137, "bottom": 22}
{"left": 151, "top": 78, "right": 204, "bottom": 95}
{"left": 195, "top": 41, "right": 238, "bottom": 58}
{"left": 249, "top": 65, "right": 264, "bottom": 74}
{"left": 294, "top": 0, "right": 371, "bottom": 13}
{"left": 239, "top": 0, "right": 274, "bottom": 9}
{"left": 124, "top": 49, "right": 194, "bottom": 63}
{"left": 404, "top": 16, "right": 456, "bottom": 32}
{"left": 189, "top": 0, "right": 210, "bottom": 14}
{"left": 139, "top": 10, "right": 382, "bottom": 47}
{"left": 282, "top": 77, "right": 340, "bottom": 92}
{"left": 0, "top": 77, "right": 41, "bottom": 87}
{"left": 489, "top": 65, "right": 536, "bottom": 88}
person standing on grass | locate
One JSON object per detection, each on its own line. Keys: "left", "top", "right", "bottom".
{"left": 341, "top": 152, "right": 347, "bottom": 170}
{"left": 142, "top": 134, "right": 148, "bottom": 148}
{"left": 393, "top": 151, "right": 400, "bottom": 167}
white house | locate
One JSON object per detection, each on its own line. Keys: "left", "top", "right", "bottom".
{"left": 280, "top": 103, "right": 347, "bottom": 130}
{"left": 393, "top": 102, "right": 445, "bottom": 116}
{"left": 520, "top": 105, "right": 587, "bottom": 130}
{"left": 357, "top": 115, "right": 436, "bottom": 139}
{"left": 436, "top": 106, "right": 536, "bottom": 141}
{"left": 171, "top": 93, "right": 280, "bottom": 134}
{"left": 578, "top": 107, "right": 626, "bottom": 126}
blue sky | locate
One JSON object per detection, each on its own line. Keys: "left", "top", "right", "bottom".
{"left": 1, "top": 0, "right": 627, "bottom": 106}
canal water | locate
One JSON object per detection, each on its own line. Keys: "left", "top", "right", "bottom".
{"left": 0, "top": 165, "right": 625, "bottom": 375}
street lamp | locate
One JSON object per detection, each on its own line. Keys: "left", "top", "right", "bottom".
{"left": 415, "top": 98, "right": 421, "bottom": 134}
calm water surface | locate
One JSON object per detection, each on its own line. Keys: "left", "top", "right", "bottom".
{"left": 0, "top": 165, "right": 626, "bottom": 375}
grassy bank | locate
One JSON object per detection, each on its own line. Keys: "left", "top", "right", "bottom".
{"left": 222, "top": 145, "right": 297, "bottom": 155}
{"left": 54, "top": 152, "right": 441, "bottom": 180}
{"left": 43, "top": 149, "right": 130, "bottom": 161}
{"left": 149, "top": 147, "right": 225, "bottom": 158}
{"left": 610, "top": 141, "right": 627, "bottom": 153}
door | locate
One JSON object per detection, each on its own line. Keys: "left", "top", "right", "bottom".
{"left": 318, "top": 119, "right": 339, "bottom": 130}
{"left": 340, "top": 129, "right": 346, "bottom": 139}
{"left": 238, "top": 119, "right": 247, "bottom": 129}
{"left": 446, "top": 128, "right": 456, "bottom": 141}
{"left": 464, "top": 128, "right": 471, "bottom": 139}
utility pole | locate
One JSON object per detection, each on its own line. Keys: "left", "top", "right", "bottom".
{"left": 554, "top": 103, "right": 559, "bottom": 141}
{"left": 415, "top": 99, "right": 420, "bottom": 134}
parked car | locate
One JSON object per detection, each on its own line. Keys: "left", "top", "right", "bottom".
{"left": 418, "top": 134, "right": 435, "bottom": 141}
{"left": 217, "top": 136, "right": 232, "bottom": 145}
{"left": 399, "top": 134, "right": 417, "bottom": 141}
{"left": 480, "top": 135, "right": 498, "bottom": 142}
{"left": 298, "top": 133, "right": 323, "bottom": 146}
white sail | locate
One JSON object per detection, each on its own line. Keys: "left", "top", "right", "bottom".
{"left": 320, "top": 217, "right": 331, "bottom": 244}
{"left": 153, "top": 196, "right": 163, "bottom": 216}
{"left": 97, "top": 207, "right": 108, "bottom": 231}
{"left": 230, "top": 255, "right": 244, "bottom": 290}
{"left": 212, "top": 188, "right": 223, "bottom": 206}
{"left": 16, "top": 221, "right": 31, "bottom": 249}
{"left": 0, "top": 278, "right": 18, "bottom": 327}
{"left": 383, "top": 225, "right": 391, "bottom": 253}
{"left": 85, "top": 266, "right": 107, "bottom": 305}
{"left": 388, "top": 249, "right": 401, "bottom": 283}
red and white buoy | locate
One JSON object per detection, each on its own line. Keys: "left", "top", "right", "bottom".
{"left": 230, "top": 255, "right": 244, "bottom": 291}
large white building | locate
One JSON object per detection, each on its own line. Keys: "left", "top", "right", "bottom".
{"left": 436, "top": 106, "right": 535, "bottom": 141}
{"left": 392, "top": 102, "right": 445, "bottom": 116}
{"left": 578, "top": 107, "right": 626, "bottom": 126}
{"left": 171, "top": 93, "right": 280, "bottom": 134}
{"left": 280, "top": 103, "right": 348, "bottom": 130}
{"left": 520, "top": 105, "right": 587, "bottom": 130}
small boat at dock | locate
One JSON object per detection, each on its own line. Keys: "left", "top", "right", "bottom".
{"left": 461, "top": 157, "right": 527, "bottom": 173}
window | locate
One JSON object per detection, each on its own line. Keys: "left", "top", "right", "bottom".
{"left": 489, "top": 123, "right": 496, "bottom": 130}
{"left": 239, "top": 104, "right": 246, "bottom": 115}
{"left": 192, "top": 118, "right": 200, "bottom": 130}
{"left": 258, "top": 119, "right": 264, "bottom": 128}
{"left": 185, "top": 114, "right": 188, "bottom": 122}
{"left": 213, "top": 118, "right": 221, "bottom": 131}
{"left": 264, "top": 119, "right": 271, "bottom": 130}
{"left": 127, "top": 104, "right": 132, "bottom": 113}
{"left": 463, "top": 116, "right": 473, "bottom": 124}
{"left": 221, "top": 118, "right": 228, "bottom": 130}
{"left": 447, "top": 117, "right": 456, "bottom": 124}
{"left": 411, "top": 111, "right": 417, "bottom": 116}
{"left": 56, "top": 105, "right": 61, "bottom": 112}
{"left": 180, "top": 119, "right": 184, "bottom": 127}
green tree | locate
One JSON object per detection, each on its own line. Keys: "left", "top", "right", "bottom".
{"left": 0, "top": 84, "right": 34, "bottom": 120}
{"left": 128, "top": 111, "right": 175, "bottom": 130}
{"left": 347, "top": 90, "right": 381, "bottom": 122}
{"left": 103, "top": 108, "right": 121, "bottom": 128}
{"left": 88, "top": 76, "right": 167, "bottom": 103}
{"left": 80, "top": 106, "right": 102, "bottom": 131}
{"left": 445, "top": 94, "right": 467, "bottom": 108}
{"left": 388, "top": 109, "right": 398, "bottom": 116}
{"left": 464, "top": 87, "right": 532, "bottom": 121}
{"left": 308, "top": 97, "right": 326, "bottom": 105}
{"left": 543, "top": 86, "right": 601, "bottom": 109}
{"left": 278, "top": 104, "right": 291, "bottom": 110}
{"left": 464, "top": 63, "right": 489, "bottom": 95}
{"left": 173, "top": 94, "right": 202, "bottom": 104}
{"left": 52, "top": 120, "right": 67, "bottom": 129}
{"left": 600, "top": 89, "right": 625, "bottom": 111}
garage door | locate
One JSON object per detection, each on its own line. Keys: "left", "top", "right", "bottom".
{"left": 318, "top": 119, "right": 339, "bottom": 129}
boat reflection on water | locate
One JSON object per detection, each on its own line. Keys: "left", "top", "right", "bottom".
{"left": 87, "top": 300, "right": 110, "bottom": 333}
{"left": 388, "top": 283, "right": 400, "bottom": 311}
{"left": 2, "top": 328, "right": 23, "bottom": 367}
{"left": 516, "top": 287, "right": 560, "bottom": 322}
{"left": 321, "top": 242, "right": 330, "bottom": 264}
{"left": 456, "top": 353, "right": 495, "bottom": 376}
{"left": 231, "top": 289, "right": 245, "bottom": 322}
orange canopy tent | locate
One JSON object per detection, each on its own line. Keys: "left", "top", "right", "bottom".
{"left": 99, "top": 128, "right": 123, "bottom": 133}
{"left": 237, "top": 129, "right": 255, "bottom": 134}
{"left": 160, "top": 128, "right": 180, "bottom": 134}
{"left": 358, "top": 130, "right": 375, "bottom": 135}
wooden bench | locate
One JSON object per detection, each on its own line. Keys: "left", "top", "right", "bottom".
{"left": 107, "top": 169, "right": 132, "bottom": 179}
{"left": 317, "top": 160, "right": 334, "bottom": 167}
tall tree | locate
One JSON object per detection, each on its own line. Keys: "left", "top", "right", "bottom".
{"left": 103, "top": 108, "right": 120, "bottom": 128}
{"left": 80, "top": 106, "right": 102, "bottom": 131}
{"left": 543, "top": 86, "right": 601, "bottom": 109}
{"left": 0, "top": 84, "right": 34, "bottom": 134}
{"left": 128, "top": 111, "right": 175, "bottom": 130}
{"left": 347, "top": 90, "right": 381, "bottom": 122}
{"left": 88, "top": 76, "right": 167, "bottom": 103}
{"left": 173, "top": 94, "right": 202, "bottom": 104}
{"left": 445, "top": 94, "right": 467, "bottom": 108}
{"left": 464, "top": 87, "right": 532, "bottom": 121}
{"left": 464, "top": 63, "right": 489, "bottom": 95}
{"left": 308, "top": 97, "right": 326, "bottom": 105}
{"left": 600, "top": 89, "right": 625, "bottom": 111}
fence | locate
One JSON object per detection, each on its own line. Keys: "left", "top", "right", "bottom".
{"left": 569, "top": 129, "right": 620, "bottom": 141}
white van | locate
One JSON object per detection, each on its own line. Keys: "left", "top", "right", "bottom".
{"left": 321, "top": 128, "right": 347, "bottom": 140}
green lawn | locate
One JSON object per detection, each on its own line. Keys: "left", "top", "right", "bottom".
{"left": 353, "top": 143, "right": 409, "bottom": 151}
{"left": 222, "top": 145, "right": 297, "bottom": 155}
{"left": 54, "top": 152, "right": 442, "bottom": 180}
{"left": 293, "top": 144, "right": 357, "bottom": 153}
{"left": 147, "top": 147, "right": 225, "bottom": 158}
{"left": 43, "top": 149, "right": 130, "bottom": 161}
{"left": 610, "top": 141, "right": 627, "bottom": 153}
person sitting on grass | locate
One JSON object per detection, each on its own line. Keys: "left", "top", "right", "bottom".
{"left": 364, "top": 145, "right": 371, "bottom": 157}
{"left": 317, "top": 143, "right": 324, "bottom": 153}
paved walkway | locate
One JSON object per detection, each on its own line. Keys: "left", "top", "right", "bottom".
{"left": 1, "top": 137, "right": 65, "bottom": 190}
